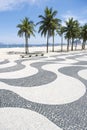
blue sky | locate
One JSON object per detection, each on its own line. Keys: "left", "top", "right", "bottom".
{"left": 0, "top": 0, "right": 87, "bottom": 45}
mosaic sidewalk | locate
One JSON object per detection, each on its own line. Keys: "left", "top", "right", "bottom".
{"left": 0, "top": 51, "right": 87, "bottom": 130}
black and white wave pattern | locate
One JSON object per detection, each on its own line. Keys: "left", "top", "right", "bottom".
{"left": 0, "top": 51, "right": 87, "bottom": 130}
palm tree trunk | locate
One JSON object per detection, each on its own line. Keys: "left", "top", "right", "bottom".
{"left": 25, "top": 33, "right": 29, "bottom": 54}
{"left": 47, "top": 33, "right": 49, "bottom": 53}
{"left": 52, "top": 34, "right": 54, "bottom": 52}
{"left": 82, "top": 40, "right": 85, "bottom": 50}
{"left": 71, "top": 38, "right": 74, "bottom": 51}
{"left": 67, "top": 39, "right": 69, "bottom": 51}
{"left": 75, "top": 39, "right": 77, "bottom": 50}
{"left": 84, "top": 41, "right": 86, "bottom": 49}
{"left": 61, "top": 34, "right": 63, "bottom": 52}
{"left": 82, "top": 42, "right": 83, "bottom": 50}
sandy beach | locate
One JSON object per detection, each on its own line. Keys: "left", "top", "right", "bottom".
{"left": 0, "top": 44, "right": 86, "bottom": 60}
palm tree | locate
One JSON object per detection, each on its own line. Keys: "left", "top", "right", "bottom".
{"left": 58, "top": 25, "right": 64, "bottom": 51}
{"left": 37, "top": 7, "right": 60, "bottom": 53}
{"left": 63, "top": 17, "right": 79, "bottom": 51}
{"left": 81, "top": 24, "right": 87, "bottom": 50}
{"left": 74, "top": 26, "right": 81, "bottom": 50}
{"left": 71, "top": 20, "right": 80, "bottom": 51}
{"left": 63, "top": 25, "right": 71, "bottom": 51}
{"left": 51, "top": 18, "right": 61, "bottom": 52}
{"left": 17, "top": 17, "right": 35, "bottom": 54}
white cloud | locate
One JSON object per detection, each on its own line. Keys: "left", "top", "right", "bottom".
{"left": 61, "top": 11, "right": 77, "bottom": 26}
{"left": 62, "top": 11, "right": 78, "bottom": 21}
{"left": 78, "top": 19, "right": 87, "bottom": 25}
{"left": 61, "top": 10, "right": 87, "bottom": 26}
{"left": 0, "top": 0, "right": 38, "bottom": 11}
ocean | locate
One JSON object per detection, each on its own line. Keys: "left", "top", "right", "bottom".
{"left": 0, "top": 43, "right": 67, "bottom": 48}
